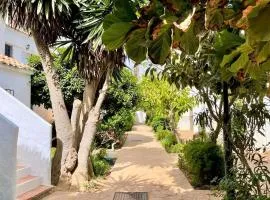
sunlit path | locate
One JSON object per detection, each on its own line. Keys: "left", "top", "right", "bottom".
{"left": 44, "top": 125, "right": 220, "bottom": 200}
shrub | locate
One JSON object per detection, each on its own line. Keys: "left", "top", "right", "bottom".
{"left": 181, "top": 140, "right": 224, "bottom": 187}
{"left": 95, "top": 69, "right": 139, "bottom": 148}
{"left": 156, "top": 129, "right": 172, "bottom": 140}
{"left": 160, "top": 132, "right": 177, "bottom": 152}
{"left": 170, "top": 143, "right": 184, "bottom": 153}
{"left": 92, "top": 159, "right": 110, "bottom": 177}
{"left": 91, "top": 149, "right": 111, "bottom": 177}
{"left": 151, "top": 116, "right": 170, "bottom": 132}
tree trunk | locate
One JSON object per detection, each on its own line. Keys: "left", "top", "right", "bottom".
{"left": 71, "top": 70, "right": 111, "bottom": 190}
{"left": 31, "top": 30, "right": 76, "bottom": 184}
{"left": 75, "top": 81, "right": 99, "bottom": 150}
{"left": 71, "top": 99, "right": 82, "bottom": 150}
{"left": 223, "top": 82, "right": 235, "bottom": 199}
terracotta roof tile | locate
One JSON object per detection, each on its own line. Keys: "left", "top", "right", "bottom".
{"left": 0, "top": 54, "right": 32, "bottom": 72}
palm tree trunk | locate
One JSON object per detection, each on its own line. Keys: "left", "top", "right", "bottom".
{"left": 31, "top": 30, "right": 76, "bottom": 183}
{"left": 71, "top": 70, "right": 111, "bottom": 190}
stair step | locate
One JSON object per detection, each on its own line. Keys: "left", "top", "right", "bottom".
{"left": 17, "top": 166, "right": 31, "bottom": 180}
{"left": 16, "top": 175, "right": 42, "bottom": 197}
{"left": 16, "top": 185, "right": 53, "bottom": 200}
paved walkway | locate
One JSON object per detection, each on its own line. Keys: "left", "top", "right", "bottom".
{"left": 44, "top": 125, "right": 219, "bottom": 200}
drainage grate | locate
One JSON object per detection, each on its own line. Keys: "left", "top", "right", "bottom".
{"left": 113, "top": 192, "right": 148, "bottom": 200}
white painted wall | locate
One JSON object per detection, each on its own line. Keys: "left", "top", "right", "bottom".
{"left": 0, "top": 113, "right": 18, "bottom": 200}
{"left": 0, "top": 19, "right": 37, "bottom": 64}
{"left": 0, "top": 64, "right": 31, "bottom": 107}
{"left": 0, "top": 88, "right": 52, "bottom": 185}
{"left": 135, "top": 111, "right": 146, "bottom": 124}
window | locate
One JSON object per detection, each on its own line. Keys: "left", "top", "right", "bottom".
{"left": 5, "top": 44, "right": 13, "bottom": 57}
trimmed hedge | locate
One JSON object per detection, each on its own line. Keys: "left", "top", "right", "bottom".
{"left": 180, "top": 140, "right": 224, "bottom": 187}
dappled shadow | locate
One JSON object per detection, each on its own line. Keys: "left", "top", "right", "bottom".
{"left": 45, "top": 125, "right": 221, "bottom": 200}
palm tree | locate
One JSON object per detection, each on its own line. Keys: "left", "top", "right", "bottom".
{"left": 56, "top": 0, "right": 124, "bottom": 188}
{"left": 0, "top": 0, "right": 78, "bottom": 184}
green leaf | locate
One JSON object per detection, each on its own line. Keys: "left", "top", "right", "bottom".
{"left": 102, "top": 22, "right": 134, "bottom": 50}
{"left": 256, "top": 42, "right": 270, "bottom": 63}
{"left": 220, "top": 43, "right": 253, "bottom": 68}
{"left": 125, "top": 28, "right": 147, "bottom": 63}
{"left": 229, "top": 53, "right": 249, "bottom": 73}
{"left": 114, "top": 0, "right": 137, "bottom": 22}
{"left": 214, "top": 30, "right": 244, "bottom": 56}
{"left": 175, "top": 20, "right": 199, "bottom": 55}
{"left": 148, "top": 24, "right": 172, "bottom": 64}
{"left": 103, "top": 14, "right": 122, "bottom": 30}
{"left": 248, "top": 4, "right": 270, "bottom": 42}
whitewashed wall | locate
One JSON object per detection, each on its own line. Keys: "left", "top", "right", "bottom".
{"left": 0, "top": 64, "right": 31, "bottom": 107}
{"left": 0, "top": 113, "right": 18, "bottom": 200}
{"left": 135, "top": 111, "right": 146, "bottom": 124}
{"left": 0, "top": 19, "right": 37, "bottom": 64}
{"left": 0, "top": 88, "right": 52, "bottom": 185}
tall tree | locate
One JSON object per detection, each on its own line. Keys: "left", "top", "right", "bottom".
{"left": 0, "top": 0, "right": 79, "bottom": 183}
{"left": 58, "top": 0, "right": 124, "bottom": 188}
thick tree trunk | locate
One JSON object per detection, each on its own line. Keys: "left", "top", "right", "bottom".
{"left": 75, "top": 81, "right": 99, "bottom": 150}
{"left": 31, "top": 30, "right": 76, "bottom": 184}
{"left": 223, "top": 82, "right": 235, "bottom": 199}
{"left": 71, "top": 70, "right": 111, "bottom": 190}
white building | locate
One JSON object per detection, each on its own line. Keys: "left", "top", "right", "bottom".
{"left": 0, "top": 18, "right": 37, "bottom": 107}
{"left": 0, "top": 18, "right": 52, "bottom": 199}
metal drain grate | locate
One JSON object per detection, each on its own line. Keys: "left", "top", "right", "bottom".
{"left": 113, "top": 192, "right": 148, "bottom": 200}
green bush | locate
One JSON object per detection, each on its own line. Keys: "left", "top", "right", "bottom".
{"left": 156, "top": 129, "right": 172, "bottom": 140}
{"left": 91, "top": 149, "right": 111, "bottom": 177}
{"left": 170, "top": 143, "right": 184, "bottom": 153}
{"left": 95, "top": 69, "right": 139, "bottom": 148}
{"left": 161, "top": 133, "right": 177, "bottom": 152}
{"left": 181, "top": 140, "right": 224, "bottom": 187}
{"left": 151, "top": 116, "right": 170, "bottom": 132}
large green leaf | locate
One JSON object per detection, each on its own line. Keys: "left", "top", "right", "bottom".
{"left": 220, "top": 43, "right": 253, "bottom": 68}
{"left": 103, "top": 14, "right": 123, "bottom": 30}
{"left": 177, "top": 20, "right": 199, "bottom": 55}
{"left": 229, "top": 53, "right": 249, "bottom": 73}
{"left": 248, "top": 4, "right": 270, "bottom": 42}
{"left": 114, "top": 0, "right": 137, "bottom": 22}
{"left": 102, "top": 22, "right": 134, "bottom": 50}
{"left": 148, "top": 24, "right": 172, "bottom": 64}
{"left": 256, "top": 42, "right": 270, "bottom": 64}
{"left": 214, "top": 30, "right": 244, "bottom": 56}
{"left": 125, "top": 28, "right": 147, "bottom": 63}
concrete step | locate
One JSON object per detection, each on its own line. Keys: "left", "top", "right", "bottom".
{"left": 16, "top": 175, "right": 42, "bottom": 197}
{"left": 16, "top": 185, "right": 53, "bottom": 200}
{"left": 17, "top": 166, "right": 31, "bottom": 180}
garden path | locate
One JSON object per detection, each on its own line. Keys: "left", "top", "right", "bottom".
{"left": 44, "top": 124, "right": 220, "bottom": 200}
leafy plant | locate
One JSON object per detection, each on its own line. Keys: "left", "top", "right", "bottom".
{"left": 156, "top": 129, "right": 172, "bottom": 141}
{"left": 91, "top": 149, "right": 111, "bottom": 177}
{"left": 170, "top": 143, "right": 184, "bottom": 154}
{"left": 30, "top": 50, "right": 85, "bottom": 112}
{"left": 180, "top": 140, "right": 224, "bottom": 187}
{"left": 95, "top": 69, "right": 139, "bottom": 148}
{"left": 161, "top": 133, "right": 177, "bottom": 153}
{"left": 139, "top": 75, "right": 196, "bottom": 130}
{"left": 151, "top": 116, "right": 170, "bottom": 132}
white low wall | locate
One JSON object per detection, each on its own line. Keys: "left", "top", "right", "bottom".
{"left": 135, "top": 111, "right": 146, "bottom": 124}
{"left": 0, "top": 87, "right": 52, "bottom": 185}
{"left": 0, "top": 113, "right": 18, "bottom": 200}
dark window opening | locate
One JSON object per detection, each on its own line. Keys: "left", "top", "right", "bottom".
{"left": 5, "top": 44, "right": 13, "bottom": 57}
